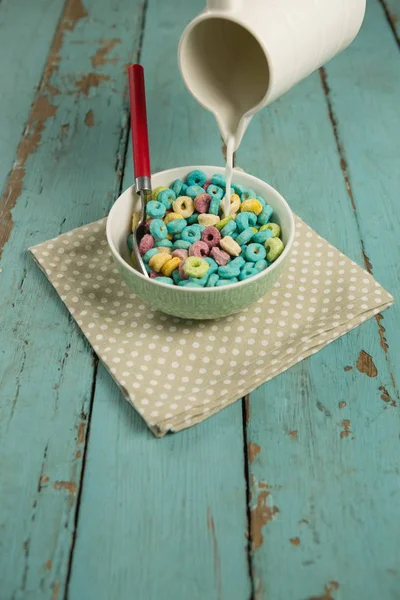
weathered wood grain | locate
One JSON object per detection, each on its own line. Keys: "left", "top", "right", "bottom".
{"left": 67, "top": 1, "right": 251, "bottom": 599}
{"left": 0, "top": 0, "right": 147, "bottom": 597}
{"left": 242, "top": 1, "right": 400, "bottom": 598}
{"left": 380, "top": 0, "right": 400, "bottom": 43}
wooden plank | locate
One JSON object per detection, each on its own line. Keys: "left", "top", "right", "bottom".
{"left": 380, "top": 0, "right": 400, "bottom": 42}
{"left": 0, "top": 0, "right": 147, "bottom": 598}
{"left": 0, "top": 0, "right": 65, "bottom": 201}
{"left": 67, "top": 1, "right": 251, "bottom": 599}
{"left": 241, "top": 1, "right": 400, "bottom": 597}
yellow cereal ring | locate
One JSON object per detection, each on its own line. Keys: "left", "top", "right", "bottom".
{"left": 220, "top": 235, "right": 242, "bottom": 256}
{"left": 164, "top": 212, "right": 183, "bottom": 225}
{"left": 229, "top": 193, "right": 241, "bottom": 215}
{"left": 260, "top": 222, "right": 281, "bottom": 237}
{"left": 156, "top": 247, "right": 172, "bottom": 255}
{"left": 172, "top": 196, "right": 195, "bottom": 218}
{"left": 131, "top": 212, "right": 141, "bottom": 231}
{"left": 197, "top": 213, "right": 220, "bottom": 227}
{"left": 148, "top": 253, "right": 171, "bottom": 272}
{"left": 215, "top": 215, "right": 233, "bottom": 230}
{"left": 240, "top": 199, "right": 263, "bottom": 215}
{"left": 161, "top": 256, "right": 181, "bottom": 277}
{"left": 250, "top": 227, "right": 258, "bottom": 234}
{"left": 166, "top": 233, "right": 173, "bottom": 241}
{"left": 152, "top": 186, "right": 168, "bottom": 200}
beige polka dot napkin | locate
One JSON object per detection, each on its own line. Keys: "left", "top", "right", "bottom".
{"left": 29, "top": 216, "right": 393, "bottom": 437}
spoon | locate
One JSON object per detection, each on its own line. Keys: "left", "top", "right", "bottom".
{"left": 128, "top": 64, "right": 152, "bottom": 277}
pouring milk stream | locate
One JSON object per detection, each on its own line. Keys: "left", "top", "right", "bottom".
{"left": 179, "top": 0, "right": 366, "bottom": 216}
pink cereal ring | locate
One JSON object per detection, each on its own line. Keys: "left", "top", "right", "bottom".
{"left": 201, "top": 226, "right": 221, "bottom": 248}
{"left": 189, "top": 240, "right": 210, "bottom": 258}
{"left": 210, "top": 246, "right": 230, "bottom": 266}
{"left": 172, "top": 249, "right": 188, "bottom": 261}
{"left": 145, "top": 219, "right": 154, "bottom": 233}
{"left": 194, "top": 193, "right": 212, "bottom": 214}
{"left": 203, "top": 182, "right": 210, "bottom": 191}
{"left": 149, "top": 271, "right": 159, "bottom": 278}
{"left": 178, "top": 260, "right": 189, "bottom": 280}
{"left": 139, "top": 234, "right": 154, "bottom": 255}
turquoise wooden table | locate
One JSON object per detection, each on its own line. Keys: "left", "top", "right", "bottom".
{"left": 1, "top": 1, "right": 399, "bottom": 598}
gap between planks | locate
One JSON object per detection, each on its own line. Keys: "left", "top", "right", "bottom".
{"left": 378, "top": 0, "right": 400, "bottom": 47}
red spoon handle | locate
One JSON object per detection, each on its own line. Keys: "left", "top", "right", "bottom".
{"left": 128, "top": 64, "right": 151, "bottom": 181}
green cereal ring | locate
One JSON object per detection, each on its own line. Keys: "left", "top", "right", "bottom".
{"left": 158, "top": 188, "right": 176, "bottom": 209}
{"left": 220, "top": 219, "right": 237, "bottom": 237}
{"left": 183, "top": 256, "right": 209, "bottom": 278}
{"left": 152, "top": 186, "right": 168, "bottom": 200}
{"left": 215, "top": 215, "right": 233, "bottom": 230}
{"left": 254, "top": 259, "right": 268, "bottom": 272}
{"left": 245, "top": 243, "right": 267, "bottom": 262}
{"left": 206, "top": 273, "right": 219, "bottom": 287}
{"left": 167, "top": 218, "right": 187, "bottom": 235}
{"left": 252, "top": 229, "right": 273, "bottom": 244}
{"left": 173, "top": 240, "right": 191, "bottom": 250}
{"left": 156, "top": 276, "right": 174, "bottom": 285}
{"left": 142, "top": 248, "right": 159, "bottom": 263}
{"left": 216, "top": 278, "right": 238, "bottom": 286}
{"left": 235, "top": 227, "right": 255, "bottom": 246}
{"left": 155, "top": 238, "right": 173, "bottom": 248}
{"left": 260, "top": 222, "right": 281, "bottom": 237}
{"left": 239, "top": 263, "right": 258, "bottom": 281}
{"left": 265, "top": 237, "right": 284, "bottom": 262}
{"left": 257, "top": 205, "right": 273, "bottom": 225}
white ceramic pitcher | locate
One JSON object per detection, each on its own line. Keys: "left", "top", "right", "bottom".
{"left": 178, "top": 0, "right": 366, "bottom": 150}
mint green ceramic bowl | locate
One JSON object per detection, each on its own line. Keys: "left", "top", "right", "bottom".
{"left": 107, "top": 166, "right": 295, "bottom": 319}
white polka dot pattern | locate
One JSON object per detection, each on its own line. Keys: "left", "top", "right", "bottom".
{"left": 29, "top": 216, "right": 394, "bottom": 436}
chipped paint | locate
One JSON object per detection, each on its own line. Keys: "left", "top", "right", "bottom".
{"left": 379, "top": 385, "right": 396, "bottom": 407}
{"left": 248, "top": 442, "right": 261, "bottom": 463}
{"left": 75, "top": 73, "right": 110, "bottom": 95}
{"left": 84, "top": 109, "right": 95, "bottom": 127}
{"left": 75, "top": 450, "right": 82, "bottom": 459}
{"left": 251, "top": 485, "right": 279, "bottom": 551}
{"left": 299, "top": 519, "right": 309, "bottom": 525}
{"left": 338, "top": 401, "right": 347, "bottom": 409}
{"left": 356, "top": 350, "right": 378, "bottom": 378}
{"left": 244, "top": 395, "right": 251, "bottom": 423}
{"left": 91, "top": 38, "right": 120, "bottom": 68}
{"left": 376, "top": 313, "right": 389, "bottom": 353}
{"left": 290, "top": 537, "right": 301, "bottom": 546}
{"left": 309, "top": 581, "right": 339, "bottom": 600}
{"left": 51, "top": 580, "right": 60, "bottom": 600}
{"left": 53, "top": 480, "right": 77, "bottom": 494}
{"left": 340, "top": 419, "right": 351, "bottom": 439}
{"left": 289, "top": 430, "right": 298, "bottom": 439}
{"left": 77, "top": 422, "right": 85, "bottom": 445}
{"left": 40, "top": 475, "right": 49, "bottom": 485}
{"left": 45, "top": 560, "right": 52, "bottom": 570}
{"left": 207, "top": 508, "right": 221, "bottom": 600}
{"left": 0, "top": 0, "right": 88, "bottom": 258}
{"left": 344, "top": 365, "right": 353, "bottom": 372}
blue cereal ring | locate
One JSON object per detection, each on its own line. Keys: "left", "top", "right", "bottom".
{"left": 218, "top": 264, "right": 240, "bottom": 279}
{"left": 149, "top": 218, "right": 167, "bottom": 240}
{"left": 239, "top": 264, "right": 258, "bottom": 281}
{"left": 187, "top": 211, "right": 200, "bottom": 225}
{"left": 209, "top": 196, "right": 221, "bottom": 215}
{"left": 254, "top": 259, "right": 269, "bottom": 272}
{"left": 240, "top": 189, "right": 257, "bottom": 202}
{"left": 216, "top": 278, "right": 238, "bottom": 286}
{"left": 211, "top": 173, "right": 226, "bottom": 188}
{"left": 127, "top": 233, "right": 134, "bottom": 251}
{"left": 232, "top": 182, "right": 246, "bottom": 195}
{"left": 186, "top": 185, "right": 205, "bottom": 198}
{"left": 207, "top": 184, "right": 224, "bottom": 200}
{"left": 186, "top": 169, "right": 207, "bottom": 187}
{"left": 155, "top": 238, "right": 173, "bottom": 248}
{"left": 158, "top": 188, "right": 176, "bottom": 209}
{"left": 173, "top": 240, "right": 191, "bottom": 250}
{"left": 257, "top": 205, "right": 273, "bottom": 225}
{"left": 245, "top": 243, "right": 267, "bottom": 262}
{"left": 252, "top": 229, "right": 273, "bottom": 244}
{"left": 167, "top": 218, "right": 187, "bottom": 235}
{"left": 171, "top": 179, "right": 184, "bottom": 196}
{"left": 172, "top": 269, "right": 182, "bottom": 284}
{"left": 235, "top": 227, "right": 255, "bottom": 246}
{"left": 146, "top": 200, "right": 166, "bottom": 219}
{"left": 156, "top": 276, "right": 174, "bottom": 285}
{"left": 142, "top": 248, "right": 159, "bottom": 263}
{"left": 206, "top": 273, "right": 220, "bottom": 287}
{"left": 230, "top": 256, "right": 245, "bottom": 269}
{"left": 189, "top": 273, "right": 209, "bottom": 287}
{"left": 220, "top": 219, "right": 237, "bottom": 237}
{"left": 181, "top": 225, "right": 201, "bottom": 243}
{"left": 145, "top": 263, "right": 152, "bottom": 273}
{"left": 236, "top": 212, "right": 257, "bottom": 232}
{"left": 204, "top": 257, "right": 218, "bottom": 274}
{"left": 256, "top": 195, "right": 266, "bottom": 209}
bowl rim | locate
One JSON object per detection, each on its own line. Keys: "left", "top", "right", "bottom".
{"left": 106, "top": 165, "right": 295, "bottom": 292}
